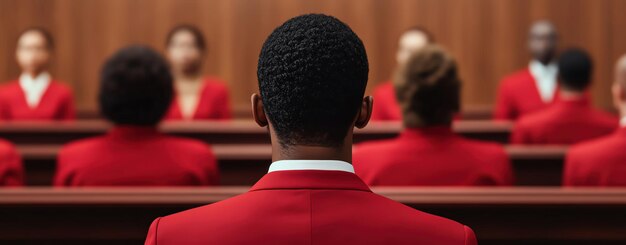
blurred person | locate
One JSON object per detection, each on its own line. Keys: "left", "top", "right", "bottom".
{"left": 54, "top": 46, "right": 218, "bottom": 186}
{"left": 354, "top": 45, "right": 513, "bottom": 186}
{"left": 164, "top": 25, "right": 231, "bottom": 120}
{"left": 511, "top": 48, "right": 616, "bottom": 145}
{"left": 0, "top": 27, "right": 75, "bottom": 120}
{"left": 0, "top": 139, "right": 23, "bottom": 186}
{"left": 145, "top": 14, "right": 476, "bottom": 245}
{"left": 494, "top": 20, "right": 561, "bottom": 120}
{"left": 371, "top": 26, "right": 433, "bottom": 121}
{"left": 563, "top": 54, "right": 626, "bottom": 186}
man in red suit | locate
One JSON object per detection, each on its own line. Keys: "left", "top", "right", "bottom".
{"left": 563, "top": 54, "right": 626, "bottom": 186}
{"left": 145, "top": 14, "right": 477, "bottom": 245}
{"left": 494, "top": 20, "right": 559, "bottom": 120}
{"left": 54, "top": 46, "right": 218, "bottom": 186}
{"left": 370, "top": 26, "right": 433, "bottom": 121}
{"left": 511, "top": 49, "right": 617, "bottom": 145}
{"left": 164, "top": 25, "right": 232, "bottom": 120}
{"left": 0, "top": 27, "right": 75, "bottom": 120}
{"left": 354, "top": 45, "right": 513, "bottom": 186}
{"left": 0, "top": 139, "right": 23, "bottom": 186}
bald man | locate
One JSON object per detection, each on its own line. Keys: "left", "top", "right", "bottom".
{"left": 494, "top": 21, "right": 560, "bottom": 120}
{"left": 563, "top": 55, "right": 626, "bottom": 186}
{"left": 370, "top": 27, "right": 432, "bottom": 121}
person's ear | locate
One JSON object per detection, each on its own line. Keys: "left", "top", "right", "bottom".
{"left": 251, "top": 93, "right": 268, "bottom": 127}
{"left": 355, "top": 96, "right": 373, "bottom": 129}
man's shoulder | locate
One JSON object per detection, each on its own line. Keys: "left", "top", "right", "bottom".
{"left": 154, "top": 189, "right": 470, "bottom": 244}
{"left": 569, "top": 134, "right": 619, "bottom": 158}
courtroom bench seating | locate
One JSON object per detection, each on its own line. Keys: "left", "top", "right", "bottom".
{"left": 0, "top": 187, "right": 625, "bottom": 245}
{"left": 19, "top": 144, "right": 566, "bottom": 186}
{"left": 0, "top": 120, "right": 513, "bottom": 145}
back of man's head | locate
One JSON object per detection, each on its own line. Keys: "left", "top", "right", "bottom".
{"left": 257, "top": 14, "right": 369, "bottom": 147}
{"left": 558, "top": 48, "right": 593, "bottom": 92}
{"left": 394, "top": 44, "right": 460, "bottom": 127}
{"left": 100, "top": 45, "right": 173, "bottom": 126}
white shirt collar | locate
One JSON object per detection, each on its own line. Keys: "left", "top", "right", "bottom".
{"left": 529, "top": 60, "right": 558, "bottom": 103}
{"left": 620, "top": 117, "right": 626, "bottom": 127}
{"left": 268, "top": 160, "right": 355, "bottom": 173}
{"left": 19, "top": 72, "right": 51, "bottom": 108}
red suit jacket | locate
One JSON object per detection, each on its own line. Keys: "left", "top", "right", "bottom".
{"left": 511, "top": 97, "right": 617, "bottom": 145}
{"left": 145, "top": 169, "right": 477, "bottom": 245}
{"left": 0, "top": 80, "right": 75, "bottom": 120}
{"left": 54, "top": 126, "right": 218, "bottom": 186}
{"left": 564, "top": 127, "right": 626, "bottom": 186}
{"left": 165, "top": 78, "right": 232, "bottom": 120}
{"left": 494, "top": 68, "right": 558, "bottom": 120}
{"left": 370, "top": 81, "right": 402, "bottom": 121}
{"left": 354, "top": 127, "right": 513, "bottom": 186}
{"left": 0, "top": 139, "right": 23, "bottom": 186}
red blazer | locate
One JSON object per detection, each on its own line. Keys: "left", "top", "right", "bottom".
{"left": 54, "top": 126, "right": 218, "bottom": 186}
{"left": 370, "top": 81, "right": 402, "bottom": 121}
{"left": 0, "top": 80, "right": 75, "bottom": 120}
{"left": 494, "top": 68, "right": 558, "bottom": 120}
{"left": 165, "top": 78, "right": 232, "bottom": 120}
{"left": 564, "top": 127, "right": 626, "bottom": 186}
{"left": 145, "top": 170, "right": 477, "bottom": 245}
{"left": 354, "top": 127, "right": 513, "bottom": 186}
{"left": 0, "top": 139, "right": 23, "bottom": 186}
{"left": 511, "top": 97, "right": 617, "bottom": 145}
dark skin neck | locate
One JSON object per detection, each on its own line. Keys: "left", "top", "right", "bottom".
{"left": 269, "top": 124, "right": 354, "bottom": 162}
{"left": 251, "top": 93, "right": 373, "bottom": 164}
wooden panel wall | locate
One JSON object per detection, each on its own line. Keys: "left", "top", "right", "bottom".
{"left": 0, "top": 0, "right": 624, "bottom": 113}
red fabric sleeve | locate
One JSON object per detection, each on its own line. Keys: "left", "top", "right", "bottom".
{"left": 144, "top": 217, "right": 161, "bottom": 245}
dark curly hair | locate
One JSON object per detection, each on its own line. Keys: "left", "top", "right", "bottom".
{"left": 558, "top": 48, "right": 593, "bottom": 91}
{"left": 394, "top": 44, "right": 460, "bottom": 127}
{"left": 257, "top": 14, "right": 369, "bottom": 147}
{"left": 99, "top": 45, "right": 173, "bottom": 126}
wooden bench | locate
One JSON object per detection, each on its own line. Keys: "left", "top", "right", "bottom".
{"left": 0, "top": 187, "right": 624, "bottom": 245}
{"left": 0, "top": 120, "right": 513, "bottom": 145}
{"left": 19, "top": 144, "right": 566, "bottom": 186}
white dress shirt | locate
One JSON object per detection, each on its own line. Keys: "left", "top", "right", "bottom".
{"left": 19, "top": 72, "right": 51, "bottom": 108}
{"left": 529, "top": 60, "right": 558, "bottom": 103}
{"left": 268, "top": 160, "right": 355, "bottom": 173}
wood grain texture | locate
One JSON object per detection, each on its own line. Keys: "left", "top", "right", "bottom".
{"left": 0, "top": 0, "right": 622, "bottom": 113}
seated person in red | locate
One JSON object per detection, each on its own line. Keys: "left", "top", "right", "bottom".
{"left": 563, "top": 54, "right": 626, "bottom": 186}
{"left": 0, "top": 139, "right": 23, "bottom": 186}
{"left": 354, "top": 45, "right": 513, "bottom": 186}
{"left": 371, "top": 26, "right": 433, "bottom": 121}
{"left": 145, "top": 14, "right": 476, "bottom": 245}
{"left": 0, "top": 27, "right": 75, "bottom": 120}
{"left": 163, "top": 25, "right": 231, "bottom": 120}
{"left": 494, "top": 20, "right": 560, "bottom": 120}
{"left": 511, "top": 48, "right": 617, "bottom": 145}
{"left": 54, "top": 46, "right": 218, "bottom": 186}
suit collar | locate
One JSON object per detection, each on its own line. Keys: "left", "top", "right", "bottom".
{"left": 554, "top": 95, "right": 590, "bottom": 107}
{"left": 268, "top": 160, "right": 354, "bottom": 173}
{"left": 250, "top": 169, "right": 371, "bottom": 192}
{"left": 108, "top": 125, "right": 161, "bottom": 140}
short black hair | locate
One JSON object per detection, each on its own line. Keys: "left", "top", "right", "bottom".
{"left": 395, "top": 45, "right": 460, "bottom": 127}
{"left": 166, "top": 24, "right": 207, "bottom": 53}
{"left": 558, "top": 48, "right": 593, "bottom": 91}
{"left": 18, "top": 27, "right": 54, "bottom": 50}
{"left": 99, "top": 45, "right": 173, "bottom": 126}
{"left": 257, "top": 14, "right": 369, "bottom": 147}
